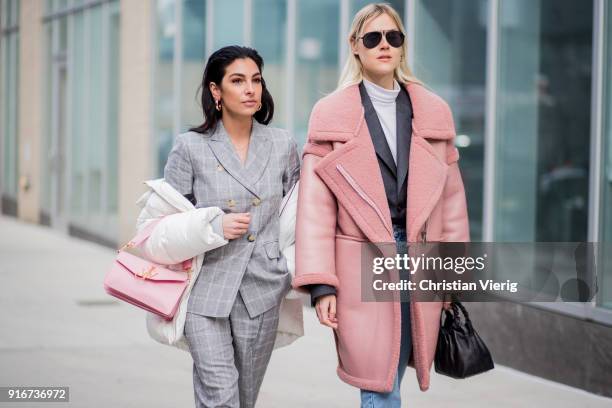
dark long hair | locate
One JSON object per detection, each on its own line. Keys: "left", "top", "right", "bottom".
{"left": 190, "top": 46, "right": 274, "bottom": 134}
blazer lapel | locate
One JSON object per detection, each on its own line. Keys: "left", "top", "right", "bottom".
{"left": 359, "top": 82, "right": 397, "bottom": 177}
{"left": 243, "top": 121, "right": 272, "bottom": 189}
{"left": 207, "top": 120, "right": 270, "bottom": 198}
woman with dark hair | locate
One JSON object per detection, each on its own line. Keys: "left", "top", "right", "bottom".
{"left": 162, "top": 45, "right": 300, "bottom": 408}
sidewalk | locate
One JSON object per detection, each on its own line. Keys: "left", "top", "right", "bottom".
{"left": 0, "top": 215, "right": 610, "bottom": 407}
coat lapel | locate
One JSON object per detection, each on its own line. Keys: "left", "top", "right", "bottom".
{"left": 207, "top": 120, "right": 271, "bottom": 197}
{"left": 314, "top": 124, "right": 394, "bottom": 244}
{"left": 404, "top": 82, "right": 453, "bottom": 242}
{"left": 311, "top": 82, "right": 453, "bottom": 244}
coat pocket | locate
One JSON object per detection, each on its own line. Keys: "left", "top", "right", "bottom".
{"left": 263, "top": 240, "right": 280, "bottom": 259}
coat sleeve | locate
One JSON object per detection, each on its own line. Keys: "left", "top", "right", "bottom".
{"left": 441, "top": 141, "right": 470, "bottom": 242}
{"left": 292, "top": 141, "right": 340, "bottom": 291}
{"left": 283, "top": 137, "right": 301, "bottom": 196}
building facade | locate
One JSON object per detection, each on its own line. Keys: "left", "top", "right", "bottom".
{"left": 1, "top": 0, "right": 611, "bottom": 397}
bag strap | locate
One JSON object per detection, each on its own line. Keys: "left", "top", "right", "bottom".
{"left": 119, "top": 217, "right": 165, "bottom": 251}
{"left": 451, "top": 300, "right": 475, "bottom": 333}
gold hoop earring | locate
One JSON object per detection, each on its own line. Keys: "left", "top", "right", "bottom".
{"left": 257, "top": 103, "right": 262, "bottom": 111}
{"left": 215, "top": 99, "right": 222, "bottom": 111}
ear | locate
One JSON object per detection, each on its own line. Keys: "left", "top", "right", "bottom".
{"left": 350, "top": 38, "right": 359, "bottom": 56}
{"left": 209, "top": 82, "right": 221, "bottom": 101}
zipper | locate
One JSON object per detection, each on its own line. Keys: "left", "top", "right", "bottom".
{"left": 336, "top": 164, "right": 392, "bottom": 235}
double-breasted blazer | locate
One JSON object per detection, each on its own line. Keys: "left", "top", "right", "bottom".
{"left": 164, "top": 120, "right": 301, "bottom": 318}
{"left": 292, "top": 82, "right": 470, "bottom": 393}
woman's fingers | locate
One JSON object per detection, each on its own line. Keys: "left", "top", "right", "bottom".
{"left": 316, "top": 296, "right": 338, "bottom": 329}
{"left": 329, "top": 297, "right": 337, "bottom": 323}
{"left": 222, "top": 213, "right": 252, "bottom": 240}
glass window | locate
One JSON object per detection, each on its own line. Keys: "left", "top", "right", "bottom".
{"left": 87, "top": 6, "right": 104, "bottom": 215}
{"left": 181, "top": 0, "right": 206, "bottom": 136}
{"left": 253, "top": 0, "right": 287, "bottom": 129}
{"left": 212, "top": 0, "right": 244, "bottom": 49}
{"left": 155, "top": 0, "right": 176, "bottom": 177}
{"left": 413, "top": 0, "right": 488, "bottom": 241}
{"left": 70, "top": 12, "right": 85, "bottom": 216}
{"left": 599, "top": 2, "right": 612, "bottom": 310}
{"left": 43, "top": 0, "right": 120, "bottom": 240}
{"left": 107, "top": 7, "right": 120, "bottom": 216}
{"left": 494, "top": 0, "right": 593, "bottom": 242}
{"left": 1, "top": 0, "right": 20, "bottom": 212}
{"left": 351, "top": 0, "right": 404, "bottom": 20}
{"left": 294, "top": 0, "right": 340, "bottom": 144}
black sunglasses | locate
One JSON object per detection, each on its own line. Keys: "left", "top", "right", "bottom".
{"left": 356, "top": 29, "right": 405, "bottom": 49}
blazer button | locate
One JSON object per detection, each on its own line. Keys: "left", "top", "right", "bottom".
{"left": 247, "top": 234, "right": 256, "bottom": 242}
{"left": 227, "top": 199, "right": 236, "bottom": 208}
{"left": 216, "top": 164, "right": 224, "bottom": 171}
{"left": 252, "top": 197, "right": 261, "bottom": 206}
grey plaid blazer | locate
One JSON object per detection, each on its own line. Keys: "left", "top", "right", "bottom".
{"left": 163, "top": 120, "right": 301, "bottom": 318}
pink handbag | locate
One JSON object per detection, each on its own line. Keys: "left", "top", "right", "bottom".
{"left": 103, "top": 218, "right": 191, "bottom": 320}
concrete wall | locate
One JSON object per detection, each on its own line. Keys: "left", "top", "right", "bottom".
{"left": 118, "top": 0, "right": 155, "bottom": 244}
{"left": 17, "top": 0, "right": 43, "bottom": 223}
{"left": 469, "top": 302, "right": 612, "bottom": 397}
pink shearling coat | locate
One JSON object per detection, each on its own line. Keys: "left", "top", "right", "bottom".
{"left": 292, "top": 81, "right": 470, "bottom": 393}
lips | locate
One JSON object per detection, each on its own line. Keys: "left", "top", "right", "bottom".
{"left": 242, "top": 100, "right": 257, "bottom": 107}
{"left": 377, "top": 55, "right": 392, "bottom": 61}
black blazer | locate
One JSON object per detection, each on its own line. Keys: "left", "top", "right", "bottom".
{"left": 359, "top": 81, "right": 413, "bottom": 227}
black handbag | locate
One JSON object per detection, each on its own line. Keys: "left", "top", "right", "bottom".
{"left": 434, "top": 300, "right": 495, "bottom": 378}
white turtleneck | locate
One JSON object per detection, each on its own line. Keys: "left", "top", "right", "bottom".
{"left": 363, "top": 77, "right": 400, "bottom": 165}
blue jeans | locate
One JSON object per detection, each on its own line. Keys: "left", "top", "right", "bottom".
{"left": 360, "top": 225, "right": 412, "bottom": 408}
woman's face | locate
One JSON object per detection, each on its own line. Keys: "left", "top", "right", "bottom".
{"left": 210, "top": 58, "right": 263, "bottom": 118}
{"left": 352, "top": 13, "right": 403, "bottom": 83}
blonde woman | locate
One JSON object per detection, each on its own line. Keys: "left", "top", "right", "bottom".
{"left": 293, "top": 3, "right": 469, "bottom": 407}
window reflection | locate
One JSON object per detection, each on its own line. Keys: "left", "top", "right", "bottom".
{"left": 495, "top": 0, "right": 593, "bottom": 243}
{"left": 414, "top": 0, "right": 488, "bottom": 241}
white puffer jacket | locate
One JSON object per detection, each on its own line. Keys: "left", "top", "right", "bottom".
{"left": 135, "top": 178, "right": 304, "bottom": 352}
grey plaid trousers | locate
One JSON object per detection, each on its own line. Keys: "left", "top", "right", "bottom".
{"left": 184, "top": 292, "right": 280, "bottom": 408}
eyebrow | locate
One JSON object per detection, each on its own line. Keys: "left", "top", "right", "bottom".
{"left": 228, "top": 72, "right": 262, "bottom": 78}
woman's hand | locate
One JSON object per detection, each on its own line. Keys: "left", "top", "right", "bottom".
{"left": 443, "top": 294, "right": 453, "bottom": 311}
{"left": 222, "top": 213, "right": 251, "bottom": 239}
{"left": 315, "top": 294, "right": 338, "bottom": 329}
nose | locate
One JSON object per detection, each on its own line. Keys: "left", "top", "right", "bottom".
{"left": 379, "top": 34, "right": 390, "bottom": 49}
{"left": 245, "top": 80, "right": 255, "bottom": 95}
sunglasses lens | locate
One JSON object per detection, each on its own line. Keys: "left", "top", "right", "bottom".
{"left": 386, "top": 31, "right": 405, "bottom": 48}
{"left": 362, "top": 32, "right": 382, "bottom": 49}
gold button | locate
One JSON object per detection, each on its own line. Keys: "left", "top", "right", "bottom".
{"left": 247, "top": 234, "right": 255, "bottom": 242}
{"left": 252, "top": 197, "right": 261, "bottom": 206}
{"left": 216, "top": 164, "right": 224, "bottom": 171}
{"left": 227, "top": 199, "right": 236, "bottom": 207}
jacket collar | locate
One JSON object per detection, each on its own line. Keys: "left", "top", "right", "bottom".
{"left": 309, "top": 82, "right": 455, "bottom": 141}
{"left": 311, "top": 82, "right": 452, "bottom": 243}
{"left": 206, "top": 120, "right": 271, "bottom": 198}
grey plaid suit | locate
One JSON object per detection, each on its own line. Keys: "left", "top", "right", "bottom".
{"left": 163, "top": 120, "right": 300, "bottom": 408}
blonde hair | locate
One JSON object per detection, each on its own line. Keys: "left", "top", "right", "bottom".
{"left": 337, "top": 3, "right": 423, "bottom": 90}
